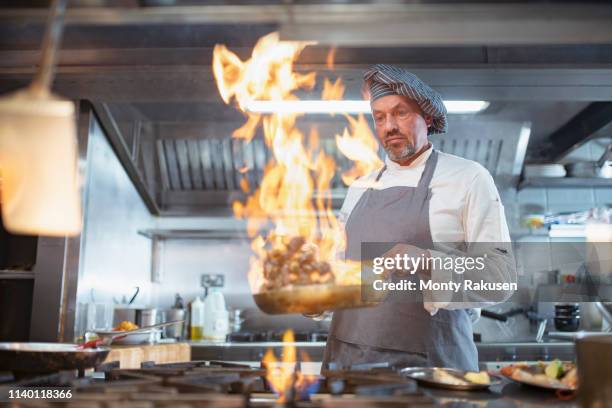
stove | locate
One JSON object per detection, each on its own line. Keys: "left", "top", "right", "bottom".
{"left": 227, "top": 331, "right": 328, "bottom": 343}
{"left": 0, "top": 360, "right": 435, "bottom": 407}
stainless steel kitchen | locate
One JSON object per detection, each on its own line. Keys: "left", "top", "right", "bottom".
{"left": 0, "top": 1, "right": 611, "bottom": 407}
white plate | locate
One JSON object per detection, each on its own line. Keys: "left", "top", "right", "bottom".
{"left": 524, "top": 164, "right": 566, "bottom": 178}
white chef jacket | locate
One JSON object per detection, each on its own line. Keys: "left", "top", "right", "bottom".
{"left": 338, "top": 146, "right": 515, "bottom": 315}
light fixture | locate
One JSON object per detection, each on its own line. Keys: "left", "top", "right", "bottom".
{"left": 0, "top": 0, "right": 81, "bottom": 236}
{"left": 245, "top": 100, "right": 490, "bottom": 115}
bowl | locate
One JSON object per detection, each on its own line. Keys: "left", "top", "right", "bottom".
{"left": 95, "top": 329, "right": 158, "bottom": 345}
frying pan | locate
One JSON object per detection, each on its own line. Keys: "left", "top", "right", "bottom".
{"left": 252, "top": 283, "right": 386, "bottom": 315}
{"left": 0, "top": 343, "right": 109, "bottom": 376}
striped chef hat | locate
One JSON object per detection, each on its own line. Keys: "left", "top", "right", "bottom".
{"left": 364, "top": 64, "right": 447, "bottom": 135}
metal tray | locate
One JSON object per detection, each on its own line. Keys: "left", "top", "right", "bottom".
{"left": 252, "top": 283, "right": 384, "bottom": 315}
{"left": 400, "top": 367, "right": 502, "bottom": 391}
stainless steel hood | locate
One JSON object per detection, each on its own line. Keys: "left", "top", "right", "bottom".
{"left": 153, "top": 117, "right": 529, "bottom": 213}
{"left": 92, "top": 100, "right": 531, "bottom": 215}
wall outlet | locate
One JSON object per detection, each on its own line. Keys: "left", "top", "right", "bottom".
{"left": 201, "top": 274, "right": 224, "bottom": 288}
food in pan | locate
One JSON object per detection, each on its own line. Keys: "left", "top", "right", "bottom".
{"left": 431, "top": 369, "right": 492, "bottom": 386}
{"left": 261, "top": 236, "right": 335, "bottom": 291}
{"left": 500, "top": 360, "right": 577, "bottom": 390}
{"left": 432, "top": 368, "right": 471, "bottom": 386}
{"left": 114, "top": 321, "right": 139, "bottom": 331}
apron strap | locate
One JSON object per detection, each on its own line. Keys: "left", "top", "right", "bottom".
{"left": 374, "top": 166, "right": 387, "bottom": 182}
{"left": 416, "top": 149, "right": 438, "bottom": 190}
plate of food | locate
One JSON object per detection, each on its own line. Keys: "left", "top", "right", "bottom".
{"left": 499, "top": 360, "right": 577, "bottom": 391}
{"left": 94, "top": 321, "right": 157, "bottom": 345}
{"left": 400, "top": 367, "right": 502, "bottom": 391}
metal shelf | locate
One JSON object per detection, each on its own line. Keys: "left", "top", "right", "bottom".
{"left": 0, "top": 270, "right": 35, "bottom": 279}
{"left": 519, "top": 177, "right": 612, "bottom": 189}
{"left": 138, "top": 229, "right": 250, "bottom": 240}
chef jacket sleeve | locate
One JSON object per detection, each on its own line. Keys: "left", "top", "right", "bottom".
{"left": 424, "top": 166, "right": 517, "bottom": 314}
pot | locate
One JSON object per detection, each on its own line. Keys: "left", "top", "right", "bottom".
{"left": 113, "top": 307, "right": 159, "bottom": 328}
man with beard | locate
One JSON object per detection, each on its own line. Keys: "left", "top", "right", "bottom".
{"left": 318, "top": 65, "right": 515, "bottom": 371}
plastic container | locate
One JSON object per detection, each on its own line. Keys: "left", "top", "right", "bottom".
{"left": 203, "top": 290, "right": 229, "bottom": 341}
{"left": 190, "top": 296, "right": 205, "bottom": 340}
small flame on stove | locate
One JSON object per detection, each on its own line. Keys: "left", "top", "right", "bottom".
{"left": 262, "top": 330, "right": 320, "bottom": 402}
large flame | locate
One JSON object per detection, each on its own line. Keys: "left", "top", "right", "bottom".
{"left": 262, "top": 330, "right": 319, "bottom": 402}
{"left": 213, "top": 32, "right": 379, "bottom": 293}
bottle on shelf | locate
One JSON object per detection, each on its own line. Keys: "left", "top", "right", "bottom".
{"left": 190, "top": 296, "right": 205, "bottom": 341}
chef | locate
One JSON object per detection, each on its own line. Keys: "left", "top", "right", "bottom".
{"left": 319, "top": 64, "right": 516, "bottom": 371}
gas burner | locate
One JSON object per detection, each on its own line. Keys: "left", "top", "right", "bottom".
{"left": 0, "top": 360, "right": 435, "bottom": 407}
{"left": 227, "top": 331, "right": 328, "bottom": 343}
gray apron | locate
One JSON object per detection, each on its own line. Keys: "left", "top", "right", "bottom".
{"left": 324, "top": 150, "right": 478, "bottom": 371}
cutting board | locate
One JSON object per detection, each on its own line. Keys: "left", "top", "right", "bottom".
{"left": 103, "top": 342, "right": 191, "bottom": 369}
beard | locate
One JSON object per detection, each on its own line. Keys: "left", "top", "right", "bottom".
{"left": 384, "top": 140, "right": 416, "bottom": 162}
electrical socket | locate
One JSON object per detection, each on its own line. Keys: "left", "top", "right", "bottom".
{"left": 201, "top": 274, "right": 224, "bottom": 288}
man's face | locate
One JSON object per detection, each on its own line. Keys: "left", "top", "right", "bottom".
{"left": 371, "top": 95, "right": 432, "bottom": 163}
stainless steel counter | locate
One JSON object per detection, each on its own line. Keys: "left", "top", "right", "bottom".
{"left": 190, "top": 341, "right": 327, "bottom": 362}
{"left": 190, "top": 341, "right": 579, "bottom": 407}
{"left": 421, "top": 380, "right": 578, "bottom": 407}
{"left": 190, "top": 341, "right": 576, "bottom": 365}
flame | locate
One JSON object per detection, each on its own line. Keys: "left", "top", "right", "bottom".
{"left": 262, "top": 330, "right": 319, "bottom": 402}
{"left": 212, "top": 32, "right": 315, "bottom": 141}
{"left": 321, "top": 77, "right": 345, "bottom": 101}
{"left": 335, "top": 114, "right": 384, "bottom": 186}
{"left": 213, "top": 32, "right": 373, "bottom": 294}
{"left": 326, "top": 46, "right": 337, "bottom": 70}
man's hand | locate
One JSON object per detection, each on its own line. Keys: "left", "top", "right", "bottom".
{"left": 381, "top": 244, "right": 432, "bottom": 279}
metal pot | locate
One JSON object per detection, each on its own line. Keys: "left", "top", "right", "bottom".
{"left": 113, "top": 308, "right": 159, "bottom": 328}
{"left": 163, "top": 309, "right": 186, "bottom": 339}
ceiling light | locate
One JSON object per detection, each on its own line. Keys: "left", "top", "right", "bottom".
{"left": 245, "top": 100, "right": 489, "bottom": 115}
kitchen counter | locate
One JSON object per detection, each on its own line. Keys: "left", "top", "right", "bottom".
{"left": 104, "top": 342, "right": 191, "bottom": 368}
{"left": 190, "top": 340, "right": 576, "bottom": 365}
{"left": 189, "top": 341, "right": 579, "bottom": 407}
{"left": 420, "top": 380, "right": 578, "bottom": 407}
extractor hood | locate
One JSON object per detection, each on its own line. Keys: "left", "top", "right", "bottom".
{"left": 153, "top": 118, "right": 529, "bottom": 214}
